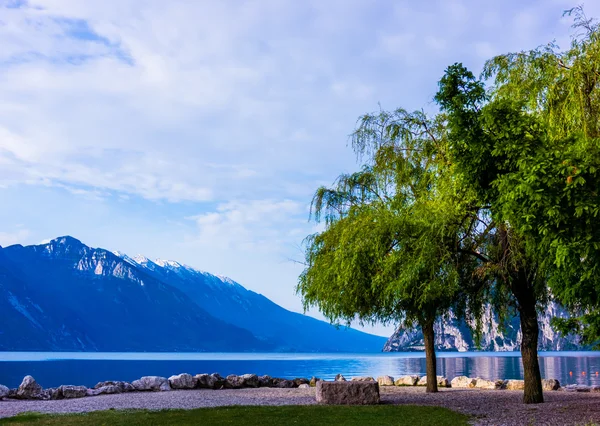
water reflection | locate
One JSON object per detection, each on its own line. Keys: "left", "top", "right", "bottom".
{"left": 0, "top": 352, "right": 598, "bottom": 388}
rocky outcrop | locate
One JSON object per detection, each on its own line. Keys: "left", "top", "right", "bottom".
{"left": 132, "top": 376, "right": 171, "bottom": 392}
{"left": 16, "top": 376, "right": 44, "bottom": 399}
{"left": 383, "top": 303, "right": 582, "bottom": 352}
{"left": 377, "top": 376, "right": 395, "bottom": 386}
{"left": 168, "top": 374, "right": 197, "bottom": 389}
{"left": 316, "top": 381, "right": 380, "bottom": 405}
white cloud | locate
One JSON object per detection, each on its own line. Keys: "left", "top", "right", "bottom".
{"left": 0, "top": 227, "right": 31, "bottom": 247}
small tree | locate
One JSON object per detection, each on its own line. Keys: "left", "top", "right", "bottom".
{"left": 297, "top": 109, "right": 479, "bottom": 392}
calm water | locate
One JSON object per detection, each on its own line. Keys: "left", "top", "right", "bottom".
{"left": 1, "top": 351, "right": 599, "bottom": 389}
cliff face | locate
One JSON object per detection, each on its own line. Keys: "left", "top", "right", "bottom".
{"left": 383, "top": 303, "right": 582, "bottom": 352}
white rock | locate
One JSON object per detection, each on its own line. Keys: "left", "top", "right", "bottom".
{"left": 450, "top": 376, "right": 477, "bottom": 388}
{"left": 474, "top": 378, "right": 504, "bottom": 390}
{"left": 394, "top": 375, "right": 419, "bottom": 386}
{"left": 59, "top": 385, "right": 88, "bottom": 398}
{"left": 505, "top": 379, "right": 524, "bottom": 390}
{"left": 17, "top": 376, "right": 43, "bottom": 399}
{"left": 542, "top": 379, "right": 560, "bottom": 391}
{"left": 298, "top": 384, "right": 310, "bottom": 389}
{"left": 351, "top": 376, "right": 375, "bottom": 382}
{"left": 132, "top": 376, "right": 171, "bottom": 392}
{"left": 0, "top": 385, "right": 9, "bottom": 399}
{"left": 168, "top": 373, "right": 197, "bottom": 389}
{"left": 377, "top": 376, "right": 395, "bottom": 386}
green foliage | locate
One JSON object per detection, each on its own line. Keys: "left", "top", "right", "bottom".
{"left": 478, "top": 7, "right": 600, "bottom": 346}
{"left": 0, "top": 406, "right": 471, "bottom": 426}
{"left": 297, "top": 108, "right": 479, "bottom": 332}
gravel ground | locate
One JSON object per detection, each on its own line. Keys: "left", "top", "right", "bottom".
{"left": 1, "top": 387, "right": 599, "bottom": 425}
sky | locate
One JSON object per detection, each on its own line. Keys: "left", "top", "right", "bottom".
{"left": 0, "top": 0, "right": 598, "bottom": 337}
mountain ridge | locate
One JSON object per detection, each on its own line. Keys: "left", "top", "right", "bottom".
{"left": 0, "top": 236, "right": 386, "bottom": 352}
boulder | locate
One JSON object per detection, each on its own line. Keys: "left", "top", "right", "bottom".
{"left": 542, "top": 379, "right": 560, "bottom": 391}
{"left": 169, "top": 373, "right": 197, "bottom": 390}
{"left": 334, "top": 374, "right": 346, "bottom": 382}
{"left": 316, "top": 381, "right": 380, "bottom": 405}
{"left": 258, "top": 375, "right": 273, "bottom": 387}
{"left": 298, "top": 384, "right": 310, "bottom": 389}
{"left": 377, "top": 376, "right": 395, "bottom": 386}
{"left": 418, "top": 376, "right": 450, "bottom": 388}
{"left": 16, "top": 376, "right": 44, "bottom": 399}
{"left": 94, "top": 381, "right": 134, "bottom": 392}
{"left": 394, "top": 375, "right": 419, "bottom": 386}
{"left": 474, "top": 378, "right": 504, "bottom": 390}
{"left": 46, "top": 388, "right": 62, "bottom": 400}
{"left": 7, "top": 388, "right": 17, "bottom": 398}
{"left": 211, "top": 373, "right": 227, "bottom": 389}
{"left": 194, "top": 374, "right": 215, "bottom": 389}
{"left": 309, "top": 377, "right": 322, "bottom": 387}
{"left": 275, "top": 379, "right": 295, "bottom": 388}
{"left": 450, "top": 376, "right": 477, "bottom": 388}
{"left": 226, "top": 375, "right": 245, "bottom": 389}
{"left": 132, "top": 376, "right": 171, "bottom": 392}
{"left": 293, "top": 378, "right": 309, "bottom": 387}
{"left": 505, "top": 379, "right": 525, "bottom": 390}
{"left": 563, "top": 384, "right": 591, "bottom": 392}
{"left": 242, "top": 374, "right": 260, "bottom": 388}
{"left": 591, "top": 386, "right": 600, "bottom": 393}
{"left": 59, "top": 385, "right": 88, "bottom": 399}
{"left": 351, "top": 376, "right": 375, "bottom": 382}
{"left": 0, "top": 384, "right": 9, "bottom": 400}
{"left": 92, "top": 385, "right": 123, "bottom": 396}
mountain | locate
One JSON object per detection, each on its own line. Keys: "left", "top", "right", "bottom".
{"left": 383, "top": 304, "right": 583, "bottom": 352}
{"left": 0, "top": 236, "right": 386, "bottom": 352}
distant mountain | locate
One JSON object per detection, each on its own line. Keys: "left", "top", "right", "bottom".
{"left": 0, "top": 236, "right": 386, "bottom": 352}
{"left": 383, "top": 304, "right": 583, "bottom": 352}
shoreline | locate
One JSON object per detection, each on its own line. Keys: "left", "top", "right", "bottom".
{"left": 1, "top": 387, "right": 600, "bottom": 426}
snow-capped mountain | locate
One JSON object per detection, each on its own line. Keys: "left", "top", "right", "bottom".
{"left": 0, "top": 236, "right": 386, "bottom": 352}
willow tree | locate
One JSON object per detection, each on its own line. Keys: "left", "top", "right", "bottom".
{"left": 297, "top": 109, "right": 479, "bottom": 392}
{"left": 479, "top": 6, "right": 600, "bottom": 345}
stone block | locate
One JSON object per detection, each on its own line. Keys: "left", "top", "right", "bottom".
{"left": 315, "top": 380, "right": 380, "bottom": 405}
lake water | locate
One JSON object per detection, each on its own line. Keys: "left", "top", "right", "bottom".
{"left": 1, "top": 351, "right": 599, "bottom": 389}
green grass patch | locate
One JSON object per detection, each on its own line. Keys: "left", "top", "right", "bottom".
{"left": 0, "top": 405, "right": 469, "bottom": 425}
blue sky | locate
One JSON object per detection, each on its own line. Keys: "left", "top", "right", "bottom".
{"left": 0, "top": 0, "right": 597, "bottom": 337}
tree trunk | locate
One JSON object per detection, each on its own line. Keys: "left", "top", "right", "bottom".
{"left": 421, "top": 320, "right": 438, "bottom": 393}
{"left": 514, "top": 271, "right": 544, "bottom": 404}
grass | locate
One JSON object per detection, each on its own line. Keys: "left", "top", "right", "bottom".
{"left": 0, "top": 405, "right": 470, "bottom": 425}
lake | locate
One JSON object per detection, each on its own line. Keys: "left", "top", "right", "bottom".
{"left": 1, "top": 351, "right": 599, "bottom": 389}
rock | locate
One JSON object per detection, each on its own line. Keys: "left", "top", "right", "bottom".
{"left": 194, "top": 374, "right": 215, "bottom": 389}
{"left": 210, "top": 373, "right": 227, "bottom": 389}
{"left": 226, "top": 375, "right": 245, "bottom": 389}
{"left": 418, "top": 376, "right": 448, "bottom": 387}
{"left": 377, "top": 376, "right": 395, "bottom": 386}
{"left": 395, "top": 375, "right": 419, "bottom": 386}
{"left": 351, "top": 376, "right": 375, "bottom": 382}
{"left": 242, "top": 374, "right": 260, "bottom": 388}
{"left": 16, "top": 376, "right": 44, "bottom": 399}
{"left": 169, "top": 373, "right": 197, "bottom": 390}
{"left": 275, "top": 379, "right": 295, "bottom": 388}
{"left": 7, "top": 388, "right": 17, "bottom": 398}
{"left": 132, "top": 376, "right": 171, "bottom": 392}
{"left": 309, "top": 377, "right": 322, "bottom": 387}
{"left": 474, "top": 378, "right": 504, "bottom": 390}
{"left": 59, "top": 385, "right": 88, "bottom": 399}
{"left": 94, "top": 381, "right": 134, "bottom": 392}
{"left": 94, "top": 385, "right": 122, "bottom": 395}
{"left": 542, "top": 379, "right": 560, "bottom": 391}
{"left": 505, "top": 379, "right": 525, "bottom": 390}
{"left": 293, "top": 378, "right": 309, "bottom": 387}
{"left": 591, "top": 386, "right": 600, "bottom": 393}
{"left": 0, "top": 384, "right": 9, "bottom": 400}
{"left": 450, "top": 376, "right": 477, "bottom": 388}
{"left": 258, "top": 375, "right": 273, "bottom": 387}
{"left": 316, "top": 381, "right": 380, "bottom": 405}
{"left": 46, "top": 388, "right": 63, "bottom": 400}
{"left": 334, "top": 374, "right": 346, "bottom": 382}
{"left": 86, "top": 388, "right": 102, "bottom": 397}
{"left": 298, "top": 384, "right": 310, "bottom": 389}
{"left": 563, "top": 384, "right": 591, "bottom": 392}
